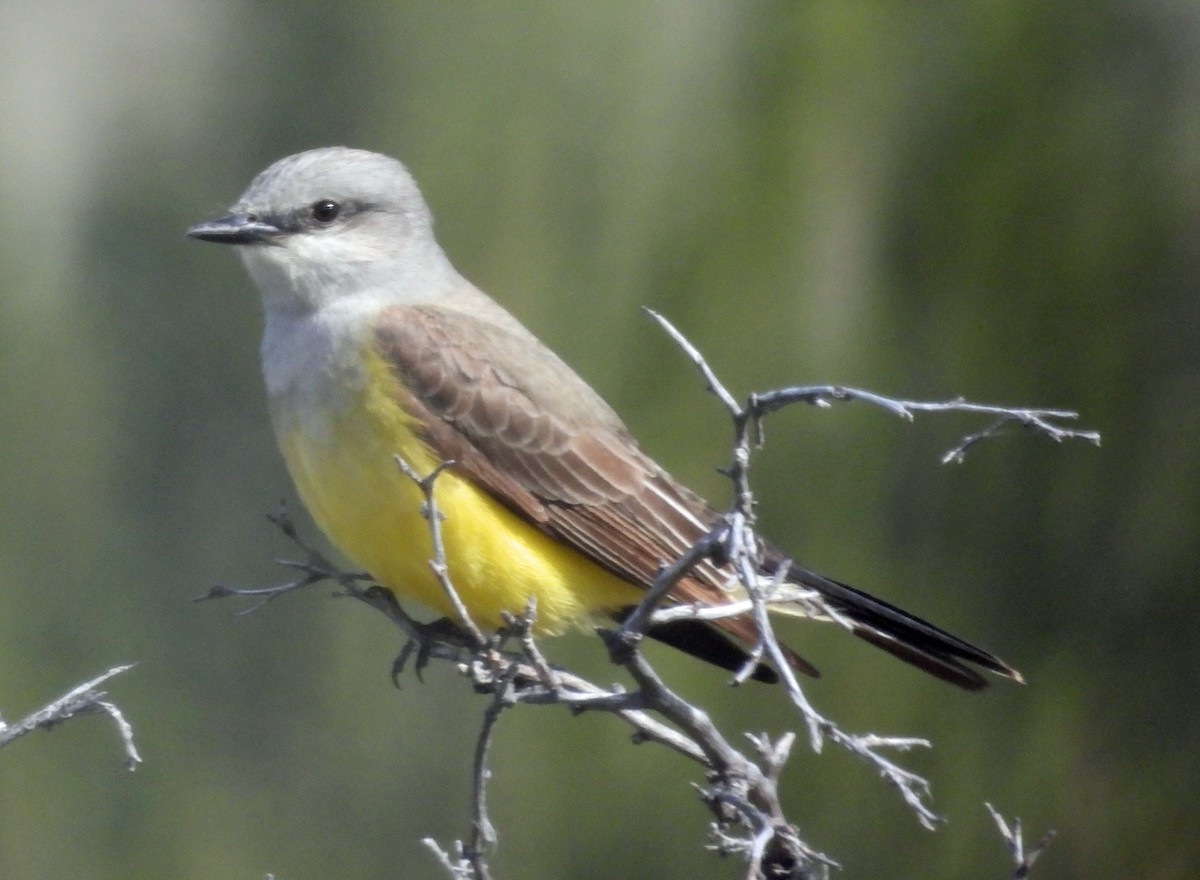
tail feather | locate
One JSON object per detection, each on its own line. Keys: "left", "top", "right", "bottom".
{"left": 782, "top": 560, "right": 1022, "bottom": 689}
{"left": 618, "top": 563, "right": 1020, "bottom": 691}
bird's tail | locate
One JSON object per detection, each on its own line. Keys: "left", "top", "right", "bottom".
{"left": 773, "top": 561, "right": 1022, "bottom": 691}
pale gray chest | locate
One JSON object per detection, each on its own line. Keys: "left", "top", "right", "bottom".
{"left": 260, "top": 310, "right": 369, "bottom": 444}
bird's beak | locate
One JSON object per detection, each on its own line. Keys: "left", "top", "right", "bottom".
{"left": 186, "top": 212, "right": 281, "bottom": 245}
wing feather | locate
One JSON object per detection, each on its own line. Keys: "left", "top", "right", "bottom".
{"left": 372, "top": 302, "right": 1019, "bottom": 689}
{"left": 374, "top": 303, "right": 735, "bottom": 602}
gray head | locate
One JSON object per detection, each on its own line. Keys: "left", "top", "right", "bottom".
{"left": 188, "top": 147, "right": 457, "bottom": 312}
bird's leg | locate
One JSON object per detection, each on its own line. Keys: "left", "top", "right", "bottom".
{"left": 391, "top": 615, "right": 482, "bottom": 685}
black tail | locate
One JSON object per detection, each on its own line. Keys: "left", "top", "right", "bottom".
{"left": 616, "top": 565, "right": 1020, "bottom": 691}
{"left": 785, "top": 561, "right": 1022, "bottom": 691}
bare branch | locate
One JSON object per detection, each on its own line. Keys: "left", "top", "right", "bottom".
{"left": 619, "top": 522, "right": 728, "bottom": 637}
{"left": 648, "top": 309, "right": 1100, "bottom": 463}
{"left": 758, "top": 386, "right": 1100, "bottom": 461}
{"left": 641, "top": 314, "right": 949, "bottom": 826}
{"left": 461, "top": 679, "right": 507, "bottom": 880}
{"left": 392, "top": 455, "right": 490, "bottom": 649}
{"left": 644, "top": 309, "right": 760, "bottom": 513}
{"left": 644, "top": 307, "right": 741, "bottom": 414}
{"left": 192, "top": 501, "right": 374, "bottom": 615}
{"left": 0, "top": 664, "right": 141, "bottom": 769}
{"left": 642, "top": 312, "right": 1099, "bottom": 830}
{"left": 422, "top": 838, "right": 478, "bottom": 880}
{"left": 986, "top": 804, "right": 1056, "bottom": 879}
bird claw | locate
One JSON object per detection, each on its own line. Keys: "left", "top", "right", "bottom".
{"left": 391, "top": 616, "right": 476, "bottom": 685}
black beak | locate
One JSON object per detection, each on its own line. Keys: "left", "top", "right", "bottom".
{"left": 186, "top": 212, "right": 281, "bottom": 245}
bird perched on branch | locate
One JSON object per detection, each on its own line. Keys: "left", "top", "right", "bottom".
{"left": 188, "top": 147, "right": 1019, "bottom": 690}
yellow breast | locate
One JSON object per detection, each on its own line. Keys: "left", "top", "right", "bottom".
{"left": 272, "top": 342, "right": 643, "bottom": 633}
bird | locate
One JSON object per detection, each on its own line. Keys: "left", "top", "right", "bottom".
{"left": 187, "top": 147, "right": 1019, "bottom": 690}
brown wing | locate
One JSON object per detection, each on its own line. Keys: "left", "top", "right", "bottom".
{"left": 374, "top": 303, "right": 720, "bottom": 588}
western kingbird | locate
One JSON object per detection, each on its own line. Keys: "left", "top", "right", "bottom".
{"left": 188, "top": 147, "right": 1018, "bottom": 689}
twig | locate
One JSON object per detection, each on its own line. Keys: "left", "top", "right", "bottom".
{"left": 502, "top": 599, "right": 561, "bottom": 696}
{"left": 393, "top": 456, "right": 488, "bottom": 649}
{"left": 619, "top": 523, "right": 728, "bottom": 637}
{"left": 644, "top": 308, "right": 1101, "bottom": 465}
{"left": 986, "top": 804, "right": 1056, "bottom": 879}
{"left": 0, "top": 664, "right": 141, "bottom": 769}
{"left": 422, "top": 838, "right": 476, "bottom": 880}
{"left": 599, "top": 627, "right": 833, "bottom": 877}
{"left": 645, "top": 309, "right": 760, "bottom": 513}
{"left": 192, "top": 501, "right": 374, "bottom": 614}
{"left": 463, "top": 673, "right": 511, "bottom": 880}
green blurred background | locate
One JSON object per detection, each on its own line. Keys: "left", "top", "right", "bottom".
{"left": 1, "top": 2, "right": 1196, "bottom": 877}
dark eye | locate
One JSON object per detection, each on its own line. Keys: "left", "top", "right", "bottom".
{"left": 310, "top": 200, "right": 340, "bottom": 223}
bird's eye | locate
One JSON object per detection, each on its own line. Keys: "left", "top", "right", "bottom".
{"left": 310, "top": 200, "right": 340, "bottom": 224}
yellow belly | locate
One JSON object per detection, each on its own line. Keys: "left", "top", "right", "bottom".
{"left": 273, "top": 347, "right": 643, "bottom": 633}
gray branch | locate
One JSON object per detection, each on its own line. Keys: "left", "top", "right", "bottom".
{"left": 644, "top": 308, "right": 1100, "bottom": 466}
{"left": 986, "top": 804, "right": 1056, "bottom": 878}
{"left": 0, "top": 664, "right": 141, "bottom": 769}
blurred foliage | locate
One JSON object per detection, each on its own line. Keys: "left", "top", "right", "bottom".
{"left": 1, "top": 1, "right": 1197, "bottom": 878}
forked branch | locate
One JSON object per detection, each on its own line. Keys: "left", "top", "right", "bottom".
{"left": 0, "top": 664, "right": 141, "bottom": 769}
